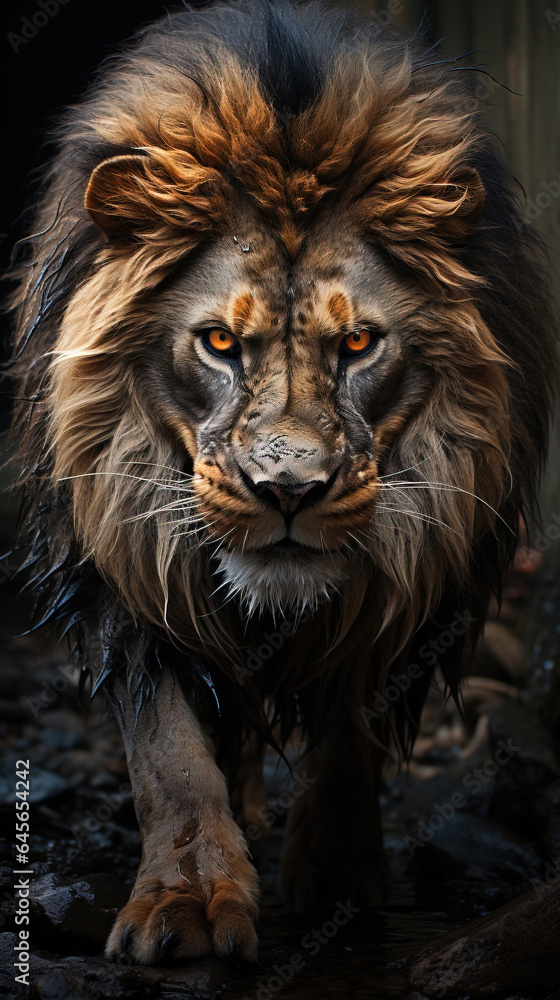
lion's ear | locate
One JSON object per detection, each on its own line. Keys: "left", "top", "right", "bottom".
{"left": 84, "top": 154, "right": 153, "bottom": 240}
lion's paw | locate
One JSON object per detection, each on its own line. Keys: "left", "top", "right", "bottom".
{"left": 105, "top": 882, "right": 258, "bottom": 965}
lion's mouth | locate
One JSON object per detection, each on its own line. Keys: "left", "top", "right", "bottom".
{"left": 270, "top": 537, "right": 299, "bottom": 549}
{"left": 271, "top": 537, "right": 316, "bottom": 551}
{"left": 262, "top": 537, "right": 343, "bottom": 556}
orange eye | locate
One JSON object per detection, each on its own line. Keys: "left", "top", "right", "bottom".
{"left": 341, "top": 329, "right": 372, "bottom": 356}
{"left": 208, "top": 329, "right": 236, "bottom": 351}
{"left": 202, "top": 328, "right": 241, "bottom": 359}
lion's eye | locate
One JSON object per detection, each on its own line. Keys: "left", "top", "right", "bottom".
{"left": 340, "top": 329, "right": 374, "bottom": 358}
{"left": 202, "top": 328, "right": 241, "bottom": 359}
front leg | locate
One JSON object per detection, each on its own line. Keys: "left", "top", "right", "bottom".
{"left": 280, "top": 729, "right": 387, "bottom": 911}
{"left": 105, "top": 671, "right": 259, "bottom": 964}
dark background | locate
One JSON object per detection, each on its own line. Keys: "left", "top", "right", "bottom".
{"left": 0, "top": 0, "right": 177, "bottom": 431}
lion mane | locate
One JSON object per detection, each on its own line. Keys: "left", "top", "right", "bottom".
{"left": 9, "top": 0, "right": 557, "bottom": 760}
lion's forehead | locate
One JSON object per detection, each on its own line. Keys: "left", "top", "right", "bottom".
{"left": 224, "top": 281, "right": 358, "bottom": 340}
{"left": 165, "top": 205, "right": 401, "bottom": 347}
{"left": 197, "top": 235, "right": 394, "bottom": 342}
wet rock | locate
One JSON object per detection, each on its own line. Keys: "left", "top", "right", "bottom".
{"left": 533, "top": 777, "right": 560, "bottom": 864}
{"left": 395, "top": 751, "right": 496, "bottom": 826}
{"left": 49, "top": 748, "right": 124, "bottom": 786}
{"left": 402, "top": 878, "right": 560, "bottom": 999}
{"left": 31, "top": 722, "right": 86, "bottom": 754}
{"left": 30, "top": 969, "right": 86, "bottom": 1000}
{"left": 488, "top": 702, "right": 560, "bottom": 835}
{"left": 405, "top": 811, "right": 542, "bottom": 890}
{"left": 0, "top": 699, "right": 34, "bottom": 723}
{"left": 29, "top": 873, "right": 130, "bottom": 948}
{"left": 0, "top": 763, "right": 68, "bottom": 806}
{"left": 7, "top": 936, "right": 235, "bottom": 1000}
{"left": 14, "top": 827, "right": 140, "bottom": 888}
{"left": 0, "top": 861, "right": 12, "bottom": 892}
{"left": 489, "top": 701, "right": 560, "bottom": 775}
{"left": 88, "top": 770, "right": 123, "bottom": 791}
{"left": 28, "top": 959, "right": 230, "bottom": 1000}
{"left": 0, "top": 664, "right": 29, "bottom": 700}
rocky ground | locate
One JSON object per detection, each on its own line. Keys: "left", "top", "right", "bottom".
{"left": 0, "top": 542, "right": 560, "bottom": 1000}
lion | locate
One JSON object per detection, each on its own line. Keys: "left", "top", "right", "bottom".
{"left": 8, "top": 0, "right": 557, "bottom": 966}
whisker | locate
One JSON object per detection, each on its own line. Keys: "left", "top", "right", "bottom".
{"left": 59, "top": 471, "right": 197, "bottom": 493}
{"left": 381, "top": 481, "right": 514, "bottom": 532}
{"left": 208, "top": 528, "right": 236, "bottom": 558}
{"left": 375, "top": 504, "right": 458, "bottom": 533}
{"left": 199, "top": 577, "right": 242, "bottom": 617}
{"left": 125, "top": 498, "right": 202, "bottom": 521}
{"left": 171, "top": 516, "right": 222, "bottom": 539}
{"left": 346, "top": 531, "right": 370, "bottom": 555}
{"left": 126, "top": 460, "right": 195, "bottom": 480}
{"left": 369, "top": 520, "right": 415, "bottom": 541}
{"left": 378, "top": 454, "right": 433, "bottom": 481}
{"left": 125, "top": 497, "right": 201, "bottom": 516}
{"left": 378, "top": 435, "right": 448, "bottom": 481}
{"left": 164, "top": 514, "right": 208, "bottom": 526}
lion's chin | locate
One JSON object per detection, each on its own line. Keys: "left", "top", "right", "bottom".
{"left": 214, "top": 546, "right": 349, "bottom": 617}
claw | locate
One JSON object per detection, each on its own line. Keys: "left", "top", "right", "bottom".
{"left": 158, "top": 930, "right": 175, "bottom": 960}
{"left": 120, "top": 922, "right": 133, "bottom": 954}
{"left": 226, "top": 932, "right": 251, "bottom": 966}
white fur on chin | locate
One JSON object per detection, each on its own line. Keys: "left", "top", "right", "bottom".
{"left": 215, "top": 547, "right": 349, "bottom": 617}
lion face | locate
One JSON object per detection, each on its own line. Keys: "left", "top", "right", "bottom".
{"left": 39, "top": 37, "right": 531, "bottom": 640}
{"left": 142, "top": 204, "right": 424, "bottom": 612}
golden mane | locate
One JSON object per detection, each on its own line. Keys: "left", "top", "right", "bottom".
{"left": 9, "top": 0, "right": 557, "bottom": 755}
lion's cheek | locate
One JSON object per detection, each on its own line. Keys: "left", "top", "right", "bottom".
{"left": 165, "top": 416, "right": 199, "bottom": 461}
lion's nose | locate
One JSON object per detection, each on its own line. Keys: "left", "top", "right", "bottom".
{"left": 242, "top": 473, "right": 337, "bottom": 516}
{"left": 257, "top": 479, "right": 322, "bottom": 515}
